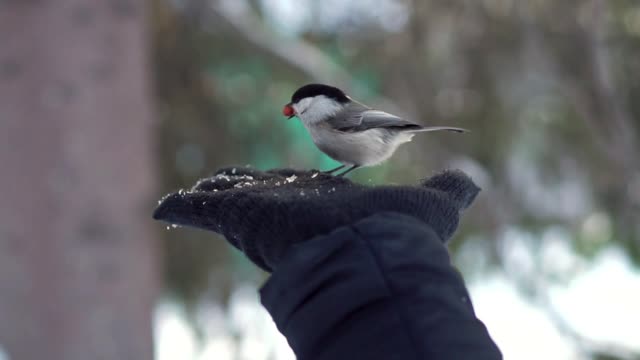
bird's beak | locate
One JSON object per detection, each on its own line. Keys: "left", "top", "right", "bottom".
{"left": 283, "top": 103, "right": 295, "bottom": 119}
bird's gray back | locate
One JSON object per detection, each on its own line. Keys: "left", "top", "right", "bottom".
{"left": 326, "top": 101, "right": 423, "bottom": 133}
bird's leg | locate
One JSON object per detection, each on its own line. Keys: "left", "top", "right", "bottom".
{"left": 322, "top": 165, "right": 346, "bottom": 174}
{"left": 336, "top": 165, "right": 360, "bottom": 177}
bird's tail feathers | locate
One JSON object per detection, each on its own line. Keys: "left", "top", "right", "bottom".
{"left": 409, "top": 126, "right": 468, "bottom": 133}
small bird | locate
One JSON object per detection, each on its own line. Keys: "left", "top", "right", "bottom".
{"left": 282, "top": 83, "right": 467, "bottom": 177}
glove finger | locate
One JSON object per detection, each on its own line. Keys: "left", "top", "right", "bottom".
{"left": 214, "top": 166, "right": 274, "bottom": 180}
{"left": 265, "top": 169, "right": 356, "bottom": 191}
{"left": 420, "top": 169, "right": 480, "bottom": 210}
{"left": 266, "top": 168, "right": 322, "bottom": 178}
{"left": 152, "top": 191, "right": 225, "bottom": 233}
{"left": 191, "top": 172, "right": 264, "bottom": 192}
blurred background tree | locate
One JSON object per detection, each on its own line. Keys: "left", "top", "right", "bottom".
{"left": 0, "top": 1, "right": 158, "bottom": 359}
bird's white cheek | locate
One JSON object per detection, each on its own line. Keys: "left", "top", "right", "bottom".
{"left": 293, "top": 98, "right": 312, "bottom": 116}
{"left": 298, "top": 97, "right": 343, "bottom": 125}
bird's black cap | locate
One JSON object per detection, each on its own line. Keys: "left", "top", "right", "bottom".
{"left": 291, "top": 84, "right": 350, "bottom": 104}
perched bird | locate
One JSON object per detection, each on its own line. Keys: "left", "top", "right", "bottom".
{"left": 282, "top": 84, "right": 467, "bottom": 176}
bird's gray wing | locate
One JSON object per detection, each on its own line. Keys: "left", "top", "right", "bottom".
{"left": 327, "top": 102, "right": 422, "bottom": 133}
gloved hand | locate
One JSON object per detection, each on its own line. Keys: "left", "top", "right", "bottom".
{"left": 153, "top": 167, "right": 480, "bottom": 272}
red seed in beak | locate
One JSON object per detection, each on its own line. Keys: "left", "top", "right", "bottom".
{"left": 283, "top": 104, "right": 295, "bottom": 118}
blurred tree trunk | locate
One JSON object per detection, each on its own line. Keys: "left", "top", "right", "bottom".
{"left": 0, "top": 1, "right": 158, "bottom": 359}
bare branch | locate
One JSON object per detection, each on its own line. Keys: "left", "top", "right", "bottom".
{"left": 207, "top": 0, "right": 405, "bottom": 115}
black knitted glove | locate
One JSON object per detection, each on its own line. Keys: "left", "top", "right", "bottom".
{"left": 153, "top": 167, "right": 480, "bottom": 272}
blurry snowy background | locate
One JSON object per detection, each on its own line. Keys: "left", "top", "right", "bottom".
{"left": 1, "top": 0, "right": 639, "bottom": 359}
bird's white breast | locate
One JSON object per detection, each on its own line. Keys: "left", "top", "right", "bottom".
{"left": 305, "top": 123, "right": 414, "bottom": 166}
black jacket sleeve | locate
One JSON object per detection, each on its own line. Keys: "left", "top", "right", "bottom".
{"left": 260, "top": 212, "right": 502, "bottom": 360}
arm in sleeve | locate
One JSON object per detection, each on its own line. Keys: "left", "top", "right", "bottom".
{"left": 259, "top": 212, "right": 501, "bottom": 360}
